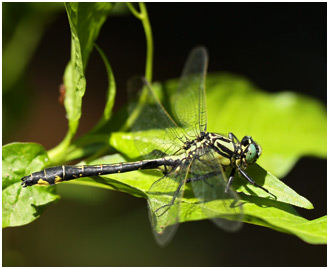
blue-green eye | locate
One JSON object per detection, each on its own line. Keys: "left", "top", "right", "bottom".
{"left": 246, "top": 144, "right": 257, "bottom": 164}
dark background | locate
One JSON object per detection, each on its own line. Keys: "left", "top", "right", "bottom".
{"left": 3, "top": 3, "right": 326, "bottom": 266}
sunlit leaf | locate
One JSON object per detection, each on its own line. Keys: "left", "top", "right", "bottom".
{"left": 63, "top": 153, "right": 324, "bottom": 244}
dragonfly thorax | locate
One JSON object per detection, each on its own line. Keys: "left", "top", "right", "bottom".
{"left": 192, "top": 132, "right": 263, "bottom": 170}
{"left": 182, "top": 132, "right": 234, "bottom": 167}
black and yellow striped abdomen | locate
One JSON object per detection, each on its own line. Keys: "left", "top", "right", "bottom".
{"left": 21, "top": 158, "right": 179, "bottom": 187}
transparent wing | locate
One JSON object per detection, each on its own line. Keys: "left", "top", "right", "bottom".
{"left": 174, "top": 46, "right": 208, "bottom": 138}
{"left": 147, "top": 161, "right": 190, "bottom": 246}
{"left": 128, "top": 77, "right": 187, "bottom": 159}
{"left": 189, "top": 149, "right": 243, "bottom": 231}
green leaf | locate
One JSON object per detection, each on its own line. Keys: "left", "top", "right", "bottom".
{"left": 60, "top": 44, "right": 117, "bottom": 162}
{"left": 49, "top": 3, "right": 114, "bottom": 162}
{"left": 2, "top": 143, "right": 50, "bottom": 189}
{"left": 65, "top": 3, "right": 114, "bottom": 70}
{"left": 241, "top": 197, "right": 327, "bottom": 245}
{"left": 104, "top": 73, "right": 326, "bottom": 244}
{"left": 89, "top": 44, "right": 116, "bottom": 132}
{"left": 2, "top": 182, "right": 59, "bottom": 228}
{"left": 206, "top": 73, "right": 326, "bottom": 177}
{"left": 179, "top": 195, "right": 326, "bottom": 244}
{"left": 64, "top": 152, "right": 324, "bottom": 244}
{"left": 109, "top": 132, "right": 313, "bottom": 209}
{"left": 111, "top": 74, "right": 326, "bottom": 179}
{"left": 2, "top": 143, "right": 60, "bottom": 227}
{"left": 159, "top": 73, "right": 326, "bottom": 178}
{"left": 233, "top": 164, "right": 313, "bottom": 209}
{"left": 63, "top": 2, "right": 113, "bottom": 133}
{"left": 110, "top": 132, "right": 141, "bottom": 158}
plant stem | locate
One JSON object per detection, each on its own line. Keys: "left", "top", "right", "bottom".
{"left": 47, "top": 131, "right": 74, "bottom": 164}
{"left": 139, "top": 2, "right": 153, "bottom": 82}
{"left": 126, "top": 2, "right": 153, "bottom": 82}
{"left": 119, "top": 3, "right": 154, "bottom": 133}
{"left": 126, "top": 2, "right": 143, "bottom": 20}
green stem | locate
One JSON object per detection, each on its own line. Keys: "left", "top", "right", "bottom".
{"left": 126, "top": 2, "right": 143, "bottom": 20}
{"left": 120, "top": 2, "right": 154, "bottom": 133}
{"left": 139, "top": 2, "right": 153, "bottom": 82}
{"left": 126, "top": 2, "right": 153, "bottom": 82}
{"left": 47, "top": 131, "right": 74, "bottom": 164}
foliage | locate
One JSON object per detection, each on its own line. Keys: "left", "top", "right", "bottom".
{"left": 2, "top": 143, "right": 59, "bottom": 227}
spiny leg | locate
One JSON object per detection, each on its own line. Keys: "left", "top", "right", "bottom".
{"left": 228, "top": 132, "right": 240, "bottom": 144}
{"left": 238, "top": 167, "right": 277, "bottom": 199}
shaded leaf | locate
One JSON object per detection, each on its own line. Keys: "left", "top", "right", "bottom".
{"left": 65, "top": 3, "right": 114, "bottom": 70}
{"left": 2, "top": 143, "right": 59, "bottom": 227}
{"left": 2, "top": 182, "right": 59, "bottom": 228}
{"left": 63, "top": 3, "right": 113, "bottom": 135}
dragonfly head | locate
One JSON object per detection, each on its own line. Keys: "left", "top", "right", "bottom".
{"left": 240, "top": 136, "right": 262, "bottom": 167}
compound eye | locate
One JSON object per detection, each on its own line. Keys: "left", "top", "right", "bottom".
{"left": 246, "top": 143, "right": 257, "bottom": 164}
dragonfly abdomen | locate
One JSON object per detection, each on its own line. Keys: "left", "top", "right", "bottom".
{"left": 21, "top": 158, "right": 174, "bottom": 187}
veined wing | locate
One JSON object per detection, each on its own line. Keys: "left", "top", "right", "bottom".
{"left": 189, "top": 148, "right": 243, "bottom": 231}
{"left": 174, "top": 47, "right": 208, "bottom": 138}
{"left": 127, "top": 77, "right": 187, "bottom": 159}
{"left": 147, "top": 159, "right": 191, "bottom": 246}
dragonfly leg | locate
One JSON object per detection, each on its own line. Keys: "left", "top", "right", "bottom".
{"left": 225, "top": 168, "right": 236, "bottom": 193}
{"left": 161, "top": 164, "right": 169, "bottom": 175}
{"left": 154, "top": 179, "right": 185, "bottom": 217}
{"left": 238, "top": 167, "right": 277, "bottom": 199}
{"left": 229, "top": 132, "right": 240, "bottom": 144}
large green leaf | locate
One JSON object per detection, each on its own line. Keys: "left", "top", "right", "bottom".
{"left": 108, "top": 134, "right": 312, "bottom": 209}
{"left": 108, "top": 73, "right": 325, "bottom": 211}
{"left": 61, "top": 153, "right": 324, "bottom": 244}
{"left": 2, "top": 143, "right": 59, "bottom": 227}
{"left": 140, "top": 73, "right": 326, "bottom": 178}
{"left": 179, "top": 194, "right": 326, "bottom": 244}
{"left": 205, "top": 73, "right": 326, "bottom": 178}
{"left": 104, "top": 73, "right": 326, "bottom": 244}
{"left": 110, "top": 74, "right": 326, "bottom": 179}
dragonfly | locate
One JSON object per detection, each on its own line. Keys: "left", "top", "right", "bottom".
{"left": 21, "top": 47, "right": 274, "bottom": 246}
